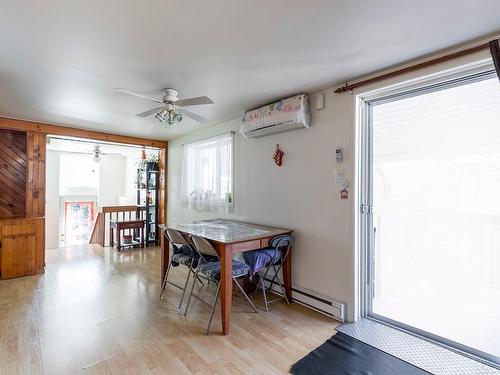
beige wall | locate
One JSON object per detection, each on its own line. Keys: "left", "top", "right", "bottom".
{"left": 167, "top": 48, "right": 492, "bottom": 322}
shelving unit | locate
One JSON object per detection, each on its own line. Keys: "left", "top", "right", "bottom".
{"left": 136, "top": 161, "right": 159, "bottom": 246}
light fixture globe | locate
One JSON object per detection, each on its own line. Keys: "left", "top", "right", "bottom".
{"left": 167, "top": 112, "right": 182, "bottom": 125}
{"left": 93, "top": 145, "right": 101, "bottom": 163}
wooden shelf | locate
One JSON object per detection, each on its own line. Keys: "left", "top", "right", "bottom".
{"left": 136, "top": 162, "right": 159, "bottom": 247}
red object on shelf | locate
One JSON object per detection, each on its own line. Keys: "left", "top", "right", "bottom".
{"left": 273, "top": 144, "right": 284, "bottom": 166}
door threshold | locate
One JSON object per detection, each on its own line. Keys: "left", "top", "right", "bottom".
{"left": 336, "top": 318, "right": 500, "bottom": 375}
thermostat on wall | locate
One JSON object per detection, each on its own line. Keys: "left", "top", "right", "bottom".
{"left": 316, "top": 93, "right": 325, "bottom": 110}
{"left": 336, "top": 147, "right": 343, "bottom": 163}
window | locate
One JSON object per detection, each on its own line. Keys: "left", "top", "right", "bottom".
{"left": 181, "top": 133, "right": 233, "bottom": 212}
{"left": 59, "top": 152, "right": 99, "bottom": 194}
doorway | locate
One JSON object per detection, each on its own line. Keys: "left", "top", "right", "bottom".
{"left": 360, "top": 63, "right": 500, "bottom": 366}
{"left": 45, "top": 136, "right": 159, "bottom": 250}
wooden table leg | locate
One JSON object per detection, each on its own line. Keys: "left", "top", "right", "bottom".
{"left": 220, "top": 244, "right": 233, "bottom": 335}
{"left": 110, "top": 227, "right": 114, "bottom": 248}
{"left": 117, "top": 229, "right": 121, "bottom": 251}
{"left": 160, "top": 229, "right": 170, "bottom": 285}
{"left": 282, "top": 247, "right": 293, "bottom": 302}
{"left": 140, "top": 227, "right": 144, "bottom": 248}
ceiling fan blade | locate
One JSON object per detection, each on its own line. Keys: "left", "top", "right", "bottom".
{"left": 136, "top": 107, "right": 164, "bottom": 117}
{"left": 178, "top": 107, "right": 209, "bottom": 123}
{"left": 115, "top": 88, "right": 163, "bottom": 103}
{"left": 176, "top": 96, "right": 214, "bottom": 107}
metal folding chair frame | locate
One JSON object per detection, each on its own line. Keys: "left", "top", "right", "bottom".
{"left": 158, "top": 230, "right": 204, "bottom": 312}
{"left": 159, "top": 256, "right": 199, "bottom": 311}
{"left": 257, "top": 238, "right": 292, "bottom": 311}
{"left": 184, "top": 235, "right": 258, "bottom": 335}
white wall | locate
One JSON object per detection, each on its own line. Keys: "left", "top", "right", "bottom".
{"left": 46, "top": 150, "right": 60, "bottom": 249}
{"left": 46, "top": 150, "right": 138, "bottom": 249}
{"left": 98, "top": 154, "right": 126, "bottom": 207}
{"left": 167, "top": 49, "right": 491, "bottom": 322}
{"left": 168, "top": 92, "right": 357, "bottom": 319}
{"left": 120, "top": 154, "right": 140, "bottom": 205}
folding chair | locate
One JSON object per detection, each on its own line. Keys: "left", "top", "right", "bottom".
{"left": 242, "top": 235, "right": 293, "bottom": 311}
{"left": 184, "top": 235, "right": 258, "bottom": 335}
{"left": 159, "top": 228, "right": 201, "bottom": 311}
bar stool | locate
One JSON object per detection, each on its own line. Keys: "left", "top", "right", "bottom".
{"left": 242, "top": 235, "right": 293, "bottom": 311}
{"left": 184, "top": 235, "right": 258, "bottom": 335}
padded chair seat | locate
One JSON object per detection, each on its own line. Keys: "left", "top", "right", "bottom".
{"left": 242, "top": 247, "right": 282, "bottom": 274}
{"left": 197, "top": 260, "right": 250, "bottom": 281}
{"left": 171, "top": 253, "right": 192, "bottom": 267}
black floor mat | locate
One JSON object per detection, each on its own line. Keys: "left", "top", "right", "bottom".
{"left": 291, "top": 332, "right": 432, "bottom": 375}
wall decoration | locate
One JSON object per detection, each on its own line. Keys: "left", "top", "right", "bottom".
{"left": 340, "top": 189, "right": 349, "bottom": 199}
{"left": 273, "top": 144, "right": 284, "bottom": 166}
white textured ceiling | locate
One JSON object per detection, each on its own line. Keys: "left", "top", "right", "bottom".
{"left": 1, "top": 0, "right": 499, "bottom": 140}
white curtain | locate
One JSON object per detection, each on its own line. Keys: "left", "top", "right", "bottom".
{"left": 181, "top": 133, "right": 233, "bottom": 212}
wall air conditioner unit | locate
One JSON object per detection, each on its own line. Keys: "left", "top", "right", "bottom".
{"left": 240, "top": 93, "right": 310, "bottom": 138}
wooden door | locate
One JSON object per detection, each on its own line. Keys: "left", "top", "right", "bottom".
{"left": 1, "top": 235, "right": 36, "bottom": 279}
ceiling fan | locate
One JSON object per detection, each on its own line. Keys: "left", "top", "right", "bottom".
{"left": 92, "top": 145, "right": 104, "bottom": 163}
{"left": 115, "top": 88, "right": 214, "bottom": 126}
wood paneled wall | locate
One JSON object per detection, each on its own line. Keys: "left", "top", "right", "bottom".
{"left": 0, "top": 130, "right": 46, "bottom": 219}
{"left": 0, "top": 116, "right": 167, "bottom": 279}
{"left": 0, "top": 117, "right": 167, "bottom": 148}
{"left": 0, "top": 130, "right": 27, "bottom": 218}
{"left": 26, "top": 132, "right": 46, "bottom": 218}
{"left": 0, "top": 217, "right": 44, "bottom": 279}
{"left": 158, "top": 148, "right": 167, "bottom": 224}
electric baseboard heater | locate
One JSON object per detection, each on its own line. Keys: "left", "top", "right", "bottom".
{"left": 240, "top": 93, "right": 310, "bottom": 138}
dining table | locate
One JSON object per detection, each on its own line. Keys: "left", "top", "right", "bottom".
{"left": 159, "top": 219, "right": 293, "bottom": 335}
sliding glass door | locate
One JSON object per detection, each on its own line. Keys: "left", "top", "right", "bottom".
{"left": 362, "top": 67, "right": 500, "bottom": 366}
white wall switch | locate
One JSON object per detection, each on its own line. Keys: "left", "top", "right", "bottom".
{"left": 335, "top": 169, "right": 344, "bottom": 184}
{"left": 316, "top": 92, "right": 325, "bottom": 110}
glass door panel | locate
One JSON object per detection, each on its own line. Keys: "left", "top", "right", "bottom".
{"left": 370, "top": 74, "right": 500, "bottom": 362}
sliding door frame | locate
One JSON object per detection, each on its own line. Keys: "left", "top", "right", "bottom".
{"left": 358, "top": 62, "right": 500, "bottom": 369}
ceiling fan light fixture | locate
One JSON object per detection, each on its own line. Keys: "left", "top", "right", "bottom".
{"left": 166, "top": 111, "right": 182, "bottom": 125}
{"left": 155, "top": 112, "right": 165, "bottom": 122}
{"left": 93, "top": 145, "right": 101, "bottom": 163}
{"left": 120, "top": 87, "right": 212, "bottom": 125}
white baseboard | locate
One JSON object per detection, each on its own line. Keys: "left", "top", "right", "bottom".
{"left": 262, "top": 277, "right": 345, "bottom": 322}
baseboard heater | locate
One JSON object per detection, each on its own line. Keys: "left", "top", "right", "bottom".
{"left": 262, "top": 277, "right": 345, "bottom": 322}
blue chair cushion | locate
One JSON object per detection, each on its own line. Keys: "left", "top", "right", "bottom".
{"left": 197, "top": 260, "right": 250, "bottom": 281}
{"left": 242, "top": 247, "right": 282, "bottom": 274}
{"left": 172, "top": 244, "right": 204, "bottom": 267}
{"left": 171, "top": 253, "right": 192, "bottom": 267}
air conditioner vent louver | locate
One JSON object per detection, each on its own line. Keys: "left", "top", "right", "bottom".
{"left": 240, "top": 94, "right": 310, "bottom": 138}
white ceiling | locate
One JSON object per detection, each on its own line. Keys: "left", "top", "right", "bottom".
{"left": 1, "top": 1, "right": 499, "bottom": 141}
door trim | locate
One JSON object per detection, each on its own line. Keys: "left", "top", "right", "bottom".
{"left": 357, "top": 63, "right": 500, "bottom": 369}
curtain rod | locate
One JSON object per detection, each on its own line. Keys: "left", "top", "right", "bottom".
{"left": 334, "top": 42, "right": 490, "bottom": 94}
{"left": 182, "top": 131, "right": 235, "bottom": 147}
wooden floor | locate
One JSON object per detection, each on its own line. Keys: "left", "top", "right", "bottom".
{"left": 0, "top": 245, "right": 337, "bottom": 374}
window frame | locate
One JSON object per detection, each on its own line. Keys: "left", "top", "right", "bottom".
{"left": 358, "top": 60, "right": 500, "bottom": 369}
{"left": 181, "top": 131, "right": 235, "bottom": 212}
